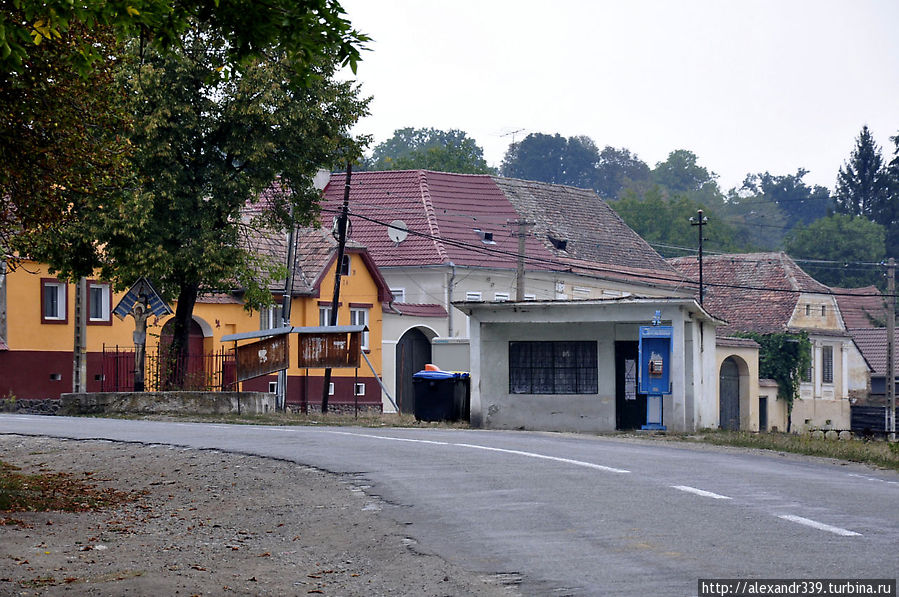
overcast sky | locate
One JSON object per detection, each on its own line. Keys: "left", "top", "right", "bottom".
{"left": 339, "top": 0, "right": 899, "bottom": 193}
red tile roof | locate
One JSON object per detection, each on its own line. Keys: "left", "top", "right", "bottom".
{"left": 831, "top": 286, "right": 888, "bottom": 329}
{"left": 389, "top": 303, "right": 448, "bottom": 317}
{"left": 850, "top": 328, "right": 897, "bottom": 375}
{"left": 321, "top": 170, "right": 682, "bottom": 289}
{"left": 667, "top": 252, "right": 831, "bottom": 335}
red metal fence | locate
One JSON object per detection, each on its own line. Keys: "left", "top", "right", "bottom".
{"left": 102, "top": 345, "right": 236, "bottom": 392}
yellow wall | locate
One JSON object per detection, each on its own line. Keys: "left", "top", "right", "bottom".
{"left": 4, "top": 254, "right": 383, "bottom": 380}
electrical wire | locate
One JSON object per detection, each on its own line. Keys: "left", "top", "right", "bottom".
{"left": 317, "top": 204, "right": 899, "bottom": 300}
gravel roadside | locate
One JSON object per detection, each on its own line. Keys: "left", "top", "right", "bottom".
{"left": 0, "top": 435, "right": 516, "bottom": 596}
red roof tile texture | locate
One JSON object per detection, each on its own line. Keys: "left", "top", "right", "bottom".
{"left": 850, "top": 328, "right": 898, "bottom": 375}
{"left": 832, "top": 286, "right": 888, "bottom": 329}
{"left": 668, "top": 252, "right": 831, "bottom": 335}
{"left": 321, "top": 170, "right": 682, "bottom": 289}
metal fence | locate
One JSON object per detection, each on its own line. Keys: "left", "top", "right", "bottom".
{"left": 102, "top": 345, "right": 237, "bottom": 392}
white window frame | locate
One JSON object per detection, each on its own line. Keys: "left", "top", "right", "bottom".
{"left": 389, "top": 287, "right": 406, "bottom": 303}
{"left": 523, "top": 293, "right": 537, "bottom": 301}
{"left": 350, "top": 307, "right": 369, "bottom": 350}
{"left": 88, "top": 281, "right": 111, "bottom": 323}
{"left": 354, "top": 382, "right": 366, "bottom": 396}
{"left": 328, "top": 382, "right": 335, "bottom": 395}
{"left": 494, "top": 292, "right": 510, "bottom": 302}
{"left": 262, "top": 304, "right": 284, "bottom": 330}
{"left": 319, "top": 305, "right": 333, "bottom": 327}
{"left": 466, "top": 291, "right": 482, "bottom": 301}
{"left": 42, "top": 280, "right": 67, "bottom": 322}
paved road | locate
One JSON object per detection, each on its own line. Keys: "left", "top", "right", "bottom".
{"left": 1, "top": 415, "right": 897, "bottom": 596}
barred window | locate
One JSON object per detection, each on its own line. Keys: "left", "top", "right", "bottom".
{"left": 509, "top": 341, "right": 597, "bottom": 394}
{"left": 822, "top": 345, "right": 834, "bottom": 384}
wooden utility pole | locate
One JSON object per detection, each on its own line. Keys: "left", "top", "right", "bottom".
{"left": 690, "top": 210, "right": 708, "bottom": 305}
{"left": 887, "top": 258, "right": 896, "bottom": 441}
{"left": 322, "top": 162, "right": 352, "bottom": 413}
{"left": 515, "top": 219, "right": 532, "bottom": 301}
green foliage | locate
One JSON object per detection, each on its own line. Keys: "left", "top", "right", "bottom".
{"left": 651, "top": 149, "right": 723, "bottom": 204}
{"left": 834, "top": 125, "right": 889, "bottom": 220}
{"left": 0, "top": 0, "right": 369, "bottom": 76}
{"left": 784, "top": 214, "right": 886, "bottom": 287}
{"left": 364, "top": 127, "right": 495, "bottom": 174}
{"left": 720, "top": 191, "right": 788, "bottom": 252}
{"left": 734, "top": 332, "right": 811, "bottom": 407}
{"left": 740, "top": 169, "right": 832, "bottom": 229}
{"left": 500, "top": 133, "right": 599, "bottom": 188}
{"left": 612, "top": 185, "right": 738, "bottom": 257}
{"left": 1, "top": 0, "right": 369, "bottom": 259}
{"left": 2, "top": 19, "right": 131, "bottom": 266}
{"left": 595, "top": 146, "right": 651, "bottom": 199}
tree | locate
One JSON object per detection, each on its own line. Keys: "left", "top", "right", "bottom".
{"left": 651, "top": 149, "right": 725, "bottom": 209}
{"left": 595, "top": 146, "right": 651, "bottom": 200}
{"left": 721, "top": 191, "right": 788, "bottom": 252}
{"left": 500, "top": 133, "right": 600, "bottom": 188}
{"left": 1, "top": 0, "right": 368, "bottom": 75}
{"left": 834, "top": 125, "right": 889, "bottom": 220}
{"left": 884, "top": 132, "right": 899, "bottom": 259}
{"left": 784, "top": 214, "right": 886, "bottom": 287}
{"left": 363, "top": 127, "right": 494, "bottom": 174}
{"left": 612, "top": 185, "right": 738, "bottom": 257}
{"left": 740, "top": 169, "right": 832, "bottom": 229}
{"left": 1, "top": 0, "right": 368, "bottom": 258}
{"left": 1, "top": 18, "right": 130, "bottom": 266}
{"left": 23, "top": 27, "right": 369, "bottom": 385}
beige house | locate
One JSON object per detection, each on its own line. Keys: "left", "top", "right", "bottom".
{"left": 669, "top": 252, "right": 871, "bottom": 433}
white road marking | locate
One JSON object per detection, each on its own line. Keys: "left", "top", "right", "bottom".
{"left": 455, "top": 443, "right": 631, "bottom": 474}
{"left": 847, "top": 473, "right": 899, "bottom": 486}
{"left": 777, "top": 514, "right": 861, "bottom": 537}
{"left": 324, "top": 431, "right": 630, "bottom": 473}
{"left": 671, "top": 485, "right": 732, "bottom": 500}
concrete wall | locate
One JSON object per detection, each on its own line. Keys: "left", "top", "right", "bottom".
{"left": 791, "top": 397, "right": 851, "bottom": 432}
{"left": 465, "top": 300, "right": 715, "bottom": 433}
{"left": 60, "top": 391, "right": 276, "bottom": 416}
{"left": 432, "top": 338, "right": 470, "bottom": 371}
{"left": 473, "top": 321, "right": 618, "bottom": 433}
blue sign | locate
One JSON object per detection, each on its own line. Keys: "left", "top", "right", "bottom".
{"left": 113, "top": 277, "right": 173, "bottom": 320}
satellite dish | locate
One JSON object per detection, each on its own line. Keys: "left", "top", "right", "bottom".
{"left": 387, "top": 220, "right": 409, "bottom": 244}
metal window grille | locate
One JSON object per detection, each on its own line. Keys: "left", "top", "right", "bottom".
{"left": 509, "top": 341, "right": 598, "bottom": 394}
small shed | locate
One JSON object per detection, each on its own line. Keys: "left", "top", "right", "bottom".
{"left": 457, "top": 297, "right": 723, "bottom": 433}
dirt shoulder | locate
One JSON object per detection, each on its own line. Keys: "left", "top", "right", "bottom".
{"left": 0, "top": 435, "right": 514, "bottom": 596}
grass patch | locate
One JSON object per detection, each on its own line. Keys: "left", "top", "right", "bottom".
{"left": 0, "top": 460, "right": 139, "bottom": 513}
{"left": 687, "top": 431, "right": 899, "bottom": 472}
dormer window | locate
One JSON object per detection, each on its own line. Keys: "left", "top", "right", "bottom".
{"left": 548, "top": 234, "right": 568, "bottom": 251}
{"left": 473, "top": 229, "right": 496, "bottom": 244}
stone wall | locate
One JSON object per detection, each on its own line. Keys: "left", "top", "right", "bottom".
{"left": 1, "top": 398, "right": 61, "bottom": 415}
{"left": 59, "top": 392, "right": 276, "bottom": 416}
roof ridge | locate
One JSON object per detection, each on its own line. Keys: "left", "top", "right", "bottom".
{"left": 417, "top": 170, "right": 449, "bottom": 263}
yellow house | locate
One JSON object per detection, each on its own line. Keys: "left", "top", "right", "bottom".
{"left": 0, "top": 227, "right": 390, "bottom": 411}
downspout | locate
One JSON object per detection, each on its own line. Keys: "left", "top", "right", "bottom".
{"left": 446, "top": 262, "right": 455, "bottom": 338}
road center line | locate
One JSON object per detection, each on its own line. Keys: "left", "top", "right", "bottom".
{"left": 671, "top": 485, "right": 732, "bottom": 500}
{"left": 777, "top": 514, "right": 861, "bottom": 537}
{"left": 453, "top": 443, "right": 630, "bottom": 474}
{"left": 324, "top": 432, "right": 630, "bottom": 473}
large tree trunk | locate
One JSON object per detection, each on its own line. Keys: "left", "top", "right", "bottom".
{"left": 165, "top": 283, "right": 199, "bottom": 389}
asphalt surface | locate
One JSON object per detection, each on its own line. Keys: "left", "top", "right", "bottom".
{"left": 1, "top": 415, "right": 897, "bottom": 596}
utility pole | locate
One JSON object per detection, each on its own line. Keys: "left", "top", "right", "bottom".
{"left": 322, "top": 162, "right": 352, "bottom": 413}
{"left": 887, "top": 258, "right": 896, "bottom": 441}
{"left": 277, "top": 218, "right": 297, "bottom": 412}
{"left": 72, "top": 278, "right": 87, "bottom": 393}
{"left": 515, "top": 219, "right": 533, "bottom": 301}
{"left": 689, "top": 210, "right": 708, "bottom": 305}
